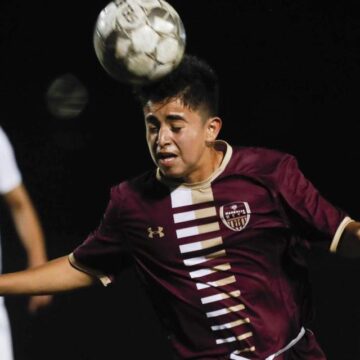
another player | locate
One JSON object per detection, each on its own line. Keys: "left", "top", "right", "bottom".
{"left": 0, "top": 126, "right": 52, "bottom": 360}
{"left": 0, "top": 55, "right": 359, "bottom": 359}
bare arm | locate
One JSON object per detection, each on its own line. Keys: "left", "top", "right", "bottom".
{"left": 4, "top": 184, "right": 55, "bottom": 311}
{"left": 4, "top": 184, "right": 47, "bottom": 268}
{"left": 0, "top": 256, "right": 96, "bottom": 296}
{"left": 337, "top": 221, "right": 360, "bottom": 258}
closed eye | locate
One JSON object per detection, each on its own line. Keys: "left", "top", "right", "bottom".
{"left": 171, "top": 126, "right": 183, "bottom": 133}
{"left": 147, "top": 124, "right": 159, "bottom": 133}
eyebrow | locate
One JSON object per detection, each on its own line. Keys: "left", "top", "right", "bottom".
{"left": 167, "top": 113, "right": 186, "bottom": 121}
{"left": 145, "top": 113, "right": 187, "bottom": 123}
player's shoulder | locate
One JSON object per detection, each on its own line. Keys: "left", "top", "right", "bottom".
{"left": 234, "top": 145, "right": 294, "bottom": 160}
{"left": 230, "top": 145, "right": 297, "bottom": 175}
{"left": 0, "top": 126, "right": 15, "bottom": 155}
{"left": 109, "top": 169, "right": 157, "bottom": 199}
{"left": 0, "top": 126, "right": 10, "bottom": 145}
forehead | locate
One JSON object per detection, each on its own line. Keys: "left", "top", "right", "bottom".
{"left": 144, "top": 98, "right": 193, "bottom": 117}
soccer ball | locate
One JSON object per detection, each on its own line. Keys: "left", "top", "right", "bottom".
{"left": 93, "top": 0, "right": 186, "bottom": 85}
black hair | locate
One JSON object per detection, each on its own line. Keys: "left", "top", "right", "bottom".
{"left": 133, "top": 54, "right": 219, "bottom": 117}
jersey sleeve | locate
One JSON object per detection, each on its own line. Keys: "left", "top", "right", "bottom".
{"left": 69, "top": 185, "right": 132, "bottom": 286}
{"left": 0, "top": 127, "right": 22, "bottom": 194}
{"left": 276, "top": 154, "right": 352, "bottom": 253}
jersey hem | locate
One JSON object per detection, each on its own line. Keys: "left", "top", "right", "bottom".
{"left": 68, "top": 253, "right": 112, "bottom": 286}
{"left": 329, "top": 216, "right": 355, "bottom": 253}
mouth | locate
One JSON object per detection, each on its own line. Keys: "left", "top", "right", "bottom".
{"left": 157, "top": 152, "right": 178, "bottom": 166}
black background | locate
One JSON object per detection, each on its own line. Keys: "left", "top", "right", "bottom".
{"left": 1, "top": 0, "right": 360, "bottom": 359}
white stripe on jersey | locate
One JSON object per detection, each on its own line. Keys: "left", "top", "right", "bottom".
{"left": 179, "top": 237, "right": 223, "bottom": 253}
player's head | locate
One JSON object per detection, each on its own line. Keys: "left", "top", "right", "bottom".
{"left": 133, "top": 54, "right": 219, "bottom": 119}
{"left": 134, "top": 55, "right": 223, "bottom": 184}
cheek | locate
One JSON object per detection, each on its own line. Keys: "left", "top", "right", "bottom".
{"left": 146, "top": 132, "right": 155, "bottom": 145}
{"left": 179, "top": 137, "right": 203, "bottom": 159}
{"left": 146, "top": 135, "right": 156, "bottom": 154}
{"left": 146, "top": 138, "right": 157, "bottom": 161}
{"left": 185, "top": 128, "right": 207, "bottom": 145}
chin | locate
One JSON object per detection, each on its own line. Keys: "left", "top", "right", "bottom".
{"left": 160, "top": 168, "right": 185, "bottom": 180}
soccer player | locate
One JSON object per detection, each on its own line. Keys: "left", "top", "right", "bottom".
{"left": 0, "top": 126, "right": 52, "bottom": 360}
{"left": 0, "top": 55, "right": 359, "bottom": 359}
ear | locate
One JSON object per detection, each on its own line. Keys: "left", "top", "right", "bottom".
{"left": 206, "top": 117, "right": 222, "bottom": 142}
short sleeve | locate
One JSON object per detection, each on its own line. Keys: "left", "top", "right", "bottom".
{"left": 69, "top": 185, "right": 132, "bottom": 286}
{"left": 276, "top": 154, "right": 351, "bottom": 252}
{"left": 0, "top": 127, "right": 22, "bottom": 194}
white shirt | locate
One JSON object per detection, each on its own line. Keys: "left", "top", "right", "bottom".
{"left": 0, "top": 126, "right": 22, "bottom": 273}
{"left": 0, "top": 127, "right": 22, "bottom": 194}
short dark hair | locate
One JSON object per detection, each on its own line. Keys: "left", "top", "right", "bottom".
{"left": 133, "top": 54, "right": 219, "bottom": 117}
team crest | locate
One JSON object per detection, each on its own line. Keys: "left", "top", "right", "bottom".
{"left": 220, "top": 202, "right": 251, "bottom": 232}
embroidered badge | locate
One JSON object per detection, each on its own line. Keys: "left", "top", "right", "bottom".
{"left": 220, "top": 202, "right": 251, "bottom": 231}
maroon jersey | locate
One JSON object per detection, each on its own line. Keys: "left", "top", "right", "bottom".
{"left": 70, "top": 142, "right": 351, "bottom": 359}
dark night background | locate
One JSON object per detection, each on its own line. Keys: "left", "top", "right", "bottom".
{"left": 1, "top": 0, "right": 360, "bottom": 359}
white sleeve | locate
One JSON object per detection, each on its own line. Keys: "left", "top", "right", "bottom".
{"left": 0, "top": 127, "right": 22, "bottom": 194}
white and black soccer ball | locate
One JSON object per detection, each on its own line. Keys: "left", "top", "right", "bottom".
{"left": 93, "top": 0, "right": 186, "bottom": 85}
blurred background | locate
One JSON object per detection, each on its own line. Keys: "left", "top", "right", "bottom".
{"left": 1, "top": 0, "right": 360, "bottom": 359}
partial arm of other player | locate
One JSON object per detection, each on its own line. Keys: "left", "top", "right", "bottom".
{"left": 4, "top": 184, "right": 48, "bottom": 268}
{"left": 0, "top": 256, "right": 96, "bottom": 296}
{"left": 4, "top": 184, "right": 54, "bottom": 311}
{"left": 338, "top": 221, "right": 360, "bottom": 258}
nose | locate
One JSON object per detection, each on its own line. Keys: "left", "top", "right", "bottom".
{"left": 157, "top": 126, "right": 171, "bottom": 147}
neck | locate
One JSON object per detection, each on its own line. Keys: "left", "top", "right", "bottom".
{"left": 211, "top": 146, "right": 224, "bottom": 172}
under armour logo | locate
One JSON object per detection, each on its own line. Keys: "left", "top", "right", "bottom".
{"left": 147, "top": 227, "right": 165, "bottom": 238}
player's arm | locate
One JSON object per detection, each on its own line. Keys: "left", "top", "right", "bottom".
{"left": 4, "top": 184, "right": 48, "bottom": 268}
{"left": 337, "top": 221, "right": 360, "bottom": 257}
{"left": 3, "top": 184, "right": 56, "bottom": 311}
{"left": 0, "top": 256, "right": 96, "bottom": 296}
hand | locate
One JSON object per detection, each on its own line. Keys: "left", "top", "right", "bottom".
{"left": 27, "top": 294, "right": 53, "bottom": 314}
